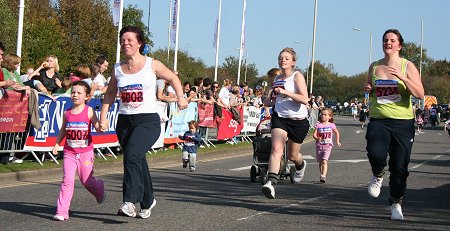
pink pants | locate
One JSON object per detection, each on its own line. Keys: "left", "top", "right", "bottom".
{"left": 55, "top": 150, "right": 104, "bottom": 219}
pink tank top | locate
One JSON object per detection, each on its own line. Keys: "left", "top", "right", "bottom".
{"left": 63, "top": 105, "right": 94, "bottom": 154}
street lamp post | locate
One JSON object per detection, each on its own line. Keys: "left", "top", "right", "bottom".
{"left": 309, "top": 0, "right": 318, "bottom": 94}
{"left": 294, "top": 41, "right": 311, "bottom": 86}
{"left": 419, "top": 19, "right": 423, "bottom": 77}
{"left": 352, "top": 27, "right": 372, "bottom": 65}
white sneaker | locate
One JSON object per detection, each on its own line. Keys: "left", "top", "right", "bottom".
{"left": 262, "top": 181, "right": 276, "bottom": 199}
{"left": 9, "top": 156, "right": 23, "bottom": 164}
{"left": 138, "top": 199, "right": 157, "bottom": 219}
{"left": 368, "top": 176, "right": 383, "bottom": 197}
{"left": 389, "top": 203, "right": 404, "bottom": 220}
{"left": 118, "top": 202, "right": 136, "bottom": 217}
{"left": 53, "top": 215, "right": 65, "bottom": 221}
{"left": 293, "top": 160, "right": 307, "bottom": 183}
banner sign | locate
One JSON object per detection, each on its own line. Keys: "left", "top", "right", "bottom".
{"left": 197, "top": 103, "right": 215, "bottom": 128}
{"left": 241, "top": 106, "right": 261, "bottom": 133}
{"left": 216, "top": 107, "right": 244, "bottom": 140}
{"left": 164, "top": 102, "right": 197, "bottom": 143}
{"left": 153, "top": 101, "right": 168, "bottom": 149}
{"left": 23, "top": 94, "right": 120, "bottom": 151}
{"left": 0, "top": 90, "right": 29, "bottom": 132}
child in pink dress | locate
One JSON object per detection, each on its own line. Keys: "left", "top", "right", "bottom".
{"left": 52, "top": 81, "right": 105, "bottom": 221}
{"left": 416, "top": 113, "right": 424, "bottom": 132}
{"left": 313, "top": 108, "right": 341, "bottom": 183}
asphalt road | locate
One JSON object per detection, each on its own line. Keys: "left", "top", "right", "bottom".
{"left": 1, "top": 115, "right": 449, "bottom": 231}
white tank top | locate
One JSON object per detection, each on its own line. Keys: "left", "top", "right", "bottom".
{"left": 115, "top": 57, "right": 157, "bottom": 114}
{"left": 273, "top": 71, "right": 308, "bottom": 119}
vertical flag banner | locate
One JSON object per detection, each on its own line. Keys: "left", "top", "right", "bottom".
{"left": 213, "top": 18, "right": 218, "bottom": 49}
{"left": 240, "top": 0, "right": 246, "bottom": 59}
{"left": 237, "top": 0, "right": 247, "bottom": 84}
{"left": 113, "top": 0, "right": 121, "bottom": 26}
{"left": 170, "top": 0, "right": 178, "bottom": 48}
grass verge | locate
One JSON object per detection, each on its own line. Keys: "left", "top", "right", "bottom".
{"left": 0, "top": 142, "right": 252, "bottom": 174}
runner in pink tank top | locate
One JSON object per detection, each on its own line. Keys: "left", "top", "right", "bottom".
{"left": 51, "top": 81, "right": 105, "bottom": 221}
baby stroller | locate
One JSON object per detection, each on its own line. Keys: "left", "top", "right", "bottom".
{"left": 250, "top": 117, "right": 296, "bottom": 184}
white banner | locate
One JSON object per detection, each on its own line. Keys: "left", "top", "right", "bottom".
{"left": 241, "top": 106, "right": 261, "bottom": 133}
{"left": 170, "top": 0, "right": 178, "bottom": 47}
{"left": 152, "top": 101, "right": 169, "bottom": 149}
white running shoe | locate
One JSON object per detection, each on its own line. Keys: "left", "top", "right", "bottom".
{"left": 389, "top": 203, "right": 404, "bottom": 220}
{"left": 368, "top": 176, "right": 383, "bottom": 197}
{"left": 262, "top": 181, "right": 276, "bottom": 199}
{"left": 53, "top": 215, "right": 65, "bottom": 221}
{"left": 138, "top": 199, "right": 157, "bottom": 219}
{"left": 293, "top": 160, "right": 307, "bottom": 183}
{"left": 118, "top": 202, "right": 136, "bottom": 217}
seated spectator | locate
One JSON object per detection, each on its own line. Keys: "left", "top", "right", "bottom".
{"left": 68, "top": 64, "right": 97, "bottom": 98}
{"left": 54, "top": 77, "right": 72, "bottom": 95}
{"left": 90, "top": 64, "right": 106, "bottom": 97}
{"left": 1, "top": 53, "right": 31, "bottom": 92}
{"left": 183, "top": 81, "right": 191, "bottom": 98}
{"left": 156, "top": 78, "right": 177, "bottom": 102}
{"left": 217, "top": 79, "right": 232, "bottom": 109}
{"left": 193, "top": 77, "right": 203, "bottom": 98}
{"left": 1, "top": 54, "right": 50, "bottom": 94}
{"left": 28, "top": 55, "right": 62, "bottom": 94}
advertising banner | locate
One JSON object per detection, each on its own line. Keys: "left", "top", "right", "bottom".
{"left": 0, "top": 90, "right": 29, "bottom": 132}
{"left": 216, "top": 107, "right": 243, "bottom": 140}
{"left": 23, "top": 94, "right": 120, "bottom": 151}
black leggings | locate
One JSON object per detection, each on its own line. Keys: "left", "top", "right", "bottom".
{"left": 366, "top": 118, "right": 415, "bottom": 203}
{"left": 116, "top": 113, "right": 161, "bottom": 209}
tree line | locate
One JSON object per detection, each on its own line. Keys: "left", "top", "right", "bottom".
{"left": 1, "top": 0, "right": 449, "bottom": 103}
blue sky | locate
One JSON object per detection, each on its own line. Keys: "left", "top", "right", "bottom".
{"left": 125, "top": 0, "right": 449, "bottom": 77}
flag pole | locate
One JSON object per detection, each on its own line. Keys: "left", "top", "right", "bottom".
{"left": 16, "top": 0, "right": 25, "bottom": 72}
{"left": 167, "top": 0, "right": 172, "bottom": 63}
{"left": 115, "top": 0, "right": 124, "bottom": 64}
{"left": 213, "top": 0, "right": 222, "bottom": 81}
{"left": 237, "top": 0, "right": 246, "bottom": 85}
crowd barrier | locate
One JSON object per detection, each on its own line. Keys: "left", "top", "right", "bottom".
{"left": 0, "top": 89, "right": 318, "bottom": 166}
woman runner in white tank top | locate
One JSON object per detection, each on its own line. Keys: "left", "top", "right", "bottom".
{"left": 261, "top": 47, "right": 310, "bottom": 199}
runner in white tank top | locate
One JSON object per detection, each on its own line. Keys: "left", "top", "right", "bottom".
{"left": 99, "top": 26, "right": 188, "bottom": 218}
{"left": 262, "top": 47, "right": 310, "bottom": 200}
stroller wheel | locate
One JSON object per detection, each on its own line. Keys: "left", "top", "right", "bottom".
{"left": 250, "top": 165, "right": 257, "bottom": 183}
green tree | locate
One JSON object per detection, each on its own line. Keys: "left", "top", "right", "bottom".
{"left": 426, "top": 59, "right": 450, "bottom": 78}
{"left": 122, "top": 5, "right": 153, "bottom": 47}
{"left": 309, "top": 61, "right": 338, "bottom": 99}
{"left": 218, "top": 56, "right": 258, "bottom": 86}
{"left": 19, "top": 0, "right": 68, "bottom": 73}
{"left": 151, "top": 48, "right": 206, "bottom": 84}
{"left": 57, "top": 0, "right": 117, "bottom": 73}
{"left": 0, "top": 0, "right": 18, "bottom": 52}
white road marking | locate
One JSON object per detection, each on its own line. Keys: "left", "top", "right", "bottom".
{"left": 230, "top": 166, "right": 252, "bottom": 171}
{"left": 230, "top": 158, "right": 368, "bottom": 171}
{"left": 330, "top": 159, "right": 368, "bottom": 163}
{"left": 410, "top": 155, "right": 443, "bottom": 170}
{"left": 237, "top": 193, "right": 335, "bottom": 221}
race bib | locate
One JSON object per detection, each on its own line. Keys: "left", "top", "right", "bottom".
{"left": 271, "top": 80, "right": 286, "bottom": 99}
{"left": 318, "top": 127, "right": 332, "bottom": 145}
{"left": 66, "top": 122, "right": 89, "bottom": 148}
{"left": 119, "top": 84, "right": 144, "bottom": 108}
{"left": 374, "top": 80, "right": 401, "bottom": 104}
